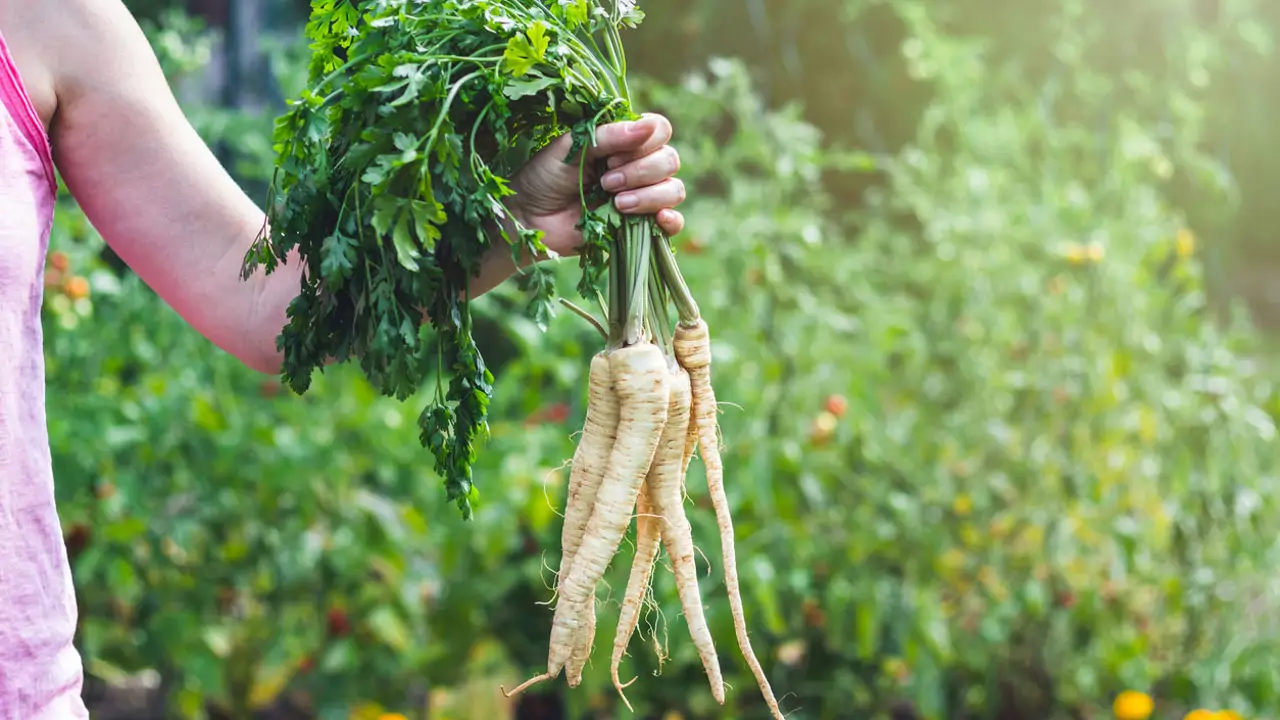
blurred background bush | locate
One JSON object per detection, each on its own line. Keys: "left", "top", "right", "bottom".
{"left": 42, "top": 0, "right": 1280, "bottom": 718}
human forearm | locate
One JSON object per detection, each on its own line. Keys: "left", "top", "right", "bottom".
{"left": 54, "top": 100, "right": 290, "bottom": 373}
{"left": 39, "top": 0, "right": 294, "bottom": 372}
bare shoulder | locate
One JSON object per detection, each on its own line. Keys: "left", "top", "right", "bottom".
{"left": 0, "top": 0, "right": 157, "bottom": 132}
{"left": 0, "top": 0, "right": 58, "bottom": 128}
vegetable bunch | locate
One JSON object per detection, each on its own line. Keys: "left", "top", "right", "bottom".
{"left": 244, "top": 0, "right": 784, "bottom": 714}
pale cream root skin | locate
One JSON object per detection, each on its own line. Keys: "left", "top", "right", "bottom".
{"left": 545, "top": 343, "right": 670, "bottom": 677}
{"left": 645, "top": 367, "right": 725, "bottom": 703}
{"left": 560, "top": 354, "right": 622, "bottom": 686}
{"left": 675, "top": 319, "right": 786, "bottom": 719}
{"left": 566, "top": 610, "right": 596, "bottom": 687}
{"left": 560, "top": 354, "right": 622, "bottom": 572}
{"left": 609, "top": 474, "right": 664, "bottom": 708}
{"left": 681, "top": 395, "right": 699, "bottom": 476}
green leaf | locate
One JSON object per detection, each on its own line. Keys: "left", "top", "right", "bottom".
{"left": 203, "top": 626, "right": 232, "bottom": 659}
{"left": 409, "top": 201, "right": 444, "bottom": 251}
{"left": 503, "top": 36, "right": 538, "bottom": 77}
{"left": 320, "top": 638, "right": 356, "bottom": 673}
{"left": 856, "top": 597, "right": 879, "bottom": 660}
{"left": 526, "top": 21, "right": 550, "bottom": 60}
{"left": 320, "top": 232, "right": 357, "bottom": 284}
{"left": 371, "top": 196, "right": 401, "bottom": 237}
{"left": 367, "top": 605, "right": 411, "bottom": 653}
{"left": 503, "top": 23, "right": 552, "bottom": 78}
{"left": 503, "top": 76, "right": 558, "bottom": 100}
{"left": 558, "top": 0, "right": 590, "bottom": 27}
{"left": 391, "top": 211, "right": 420, "bottom": 271}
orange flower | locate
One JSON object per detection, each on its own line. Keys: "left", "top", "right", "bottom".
{"left": 63, "top": 275, "right": 90, "bottom": 301}
{"left": 1113, "top": 690, "right": 1154, "bottom": 720}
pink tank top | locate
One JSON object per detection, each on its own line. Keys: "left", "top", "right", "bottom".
{"left": 0, "top": 26, "right": 89, "bottom": 719}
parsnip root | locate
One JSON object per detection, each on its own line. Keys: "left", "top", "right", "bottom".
{"left": 675, "top": 319, "right": 784, "bottom": 719}
{"left": 542, "top": 343, "right": 670, "bottom": 683}
{"left": 561, "top": 354, "right": 621, "bottom": 686}
{"left": 610, "top": 479, "right": 663, "bottom": 710}
{"left": 648, "top": 366, "right": 724, "bottom": 703}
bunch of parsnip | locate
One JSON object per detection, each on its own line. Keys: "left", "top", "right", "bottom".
{"left": 504, "top": 234, "right": 784, "bottom": 719}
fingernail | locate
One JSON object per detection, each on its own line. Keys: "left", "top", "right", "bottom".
{"left": 615, "top": 193, "right": 638, "bottom": 210}
{"left": 601, "top": 171, "right": 624, "bottom": 190}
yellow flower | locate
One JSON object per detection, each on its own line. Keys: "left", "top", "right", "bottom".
{"left": 1176, "top": 227, "right": 1195, "bottom": 258}
{"left": 1064, "top": 241, "right": 1105, "bottom": 266}
{"left": 1218, "top": 711, "right": 1244, "bottom": 720}
{"left": 378, "top": 714, "right": 408, "bottom": 720}
{"left": 347, "top": 703, "right": 384, "bottom": 720}
{"left": 939, "top": 547, "right": 966, "bottom": 571}
{"left": 1113, "top": 690, "right": 1154, "bottom": 720}
{"left": 881, "top": 657, "right": 910, "bottom": 682}
{"left": 1183, "top": 711, "right": 1217, "bottom": 720}
{"left": 952, "top": 494, "right": 973, "bottom": 517}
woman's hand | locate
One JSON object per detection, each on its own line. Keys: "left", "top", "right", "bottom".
{"left": 508, "top": 113, "right": 686, "bottom": 257}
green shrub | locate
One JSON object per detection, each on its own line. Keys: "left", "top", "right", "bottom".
{"left": 594, "top": 14, "right": 1280, "bottom": 720}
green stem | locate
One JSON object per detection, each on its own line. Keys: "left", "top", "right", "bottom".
{"left": 310, "top": 51, "right": 374, "bottom": 93}
{"left": 647, "top": 260, "right": 673, "bottom": 361}
{"left": 557, "top": 33, "right": 622, "bottom": 98}
{"left": 559, "top": 298, "right": 608, "bottom": 340}
{"left": 423, "top": 70, "right": 484, "bottom": 152}
{"left": 429, "top": 52, "right": 507, "bottom": 64}
{"left": 593, "top": 286, "right": 609, "bottom": 328}
{"left": 608, "top": 232, "right": 624, "bottom": 342}
{"left": 603, "top": 24, "right": 631, "bottom": 103}
{"left": 610, "top": 216, "right": 652, "bottom": 348}
{"left": 652, "top": 231, "right": 700, "bottom": 324}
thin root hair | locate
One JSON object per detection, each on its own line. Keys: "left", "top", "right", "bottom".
{"left": 692, "top": 541, "right": 713, "bottom": 578}
{"left": 534, "top": 556, "right": 561, "bottom": 605}
{"left": 716, "top": 399, "right": 744, "bottom": 414}
{"left": 540, "top": 457, "right": 576, "bottom": 520}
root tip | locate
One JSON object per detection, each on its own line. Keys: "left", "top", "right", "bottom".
{"left": 613, "top": 681, "right": 636, "bottom": 713}
{"left": 500, "top": 672, "right": 552, "bottom": 698}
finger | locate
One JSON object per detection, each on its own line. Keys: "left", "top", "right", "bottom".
{"left": 605, "top": 133, "right": 672, "bottom": 169}
{"left": 614, "top": 177, "right": 686, "bottom": 215}
{"left": 587, "top": 113, "right": 673, "bottom": 162}
{"left": 599, "top": 146, "right": 680, "bottom": 192}
{"left": 656, "top": 208, "right": 685, "bottom": 236}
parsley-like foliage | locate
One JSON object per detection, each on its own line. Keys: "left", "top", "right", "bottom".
{"left": 242, "top": 0, "right": 655, "bottom": 518}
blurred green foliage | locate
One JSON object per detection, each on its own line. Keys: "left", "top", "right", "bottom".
{"left": 42, "top": 1, "right": 1280, "bottom": 719}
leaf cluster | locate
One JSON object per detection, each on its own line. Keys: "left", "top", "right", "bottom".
{"left": 242, "top": 0, "right": 649, "bottom": 517}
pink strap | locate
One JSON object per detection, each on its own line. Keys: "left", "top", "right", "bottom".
{"left": 0, "top": 25, "right": 56, "bottom": 193}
